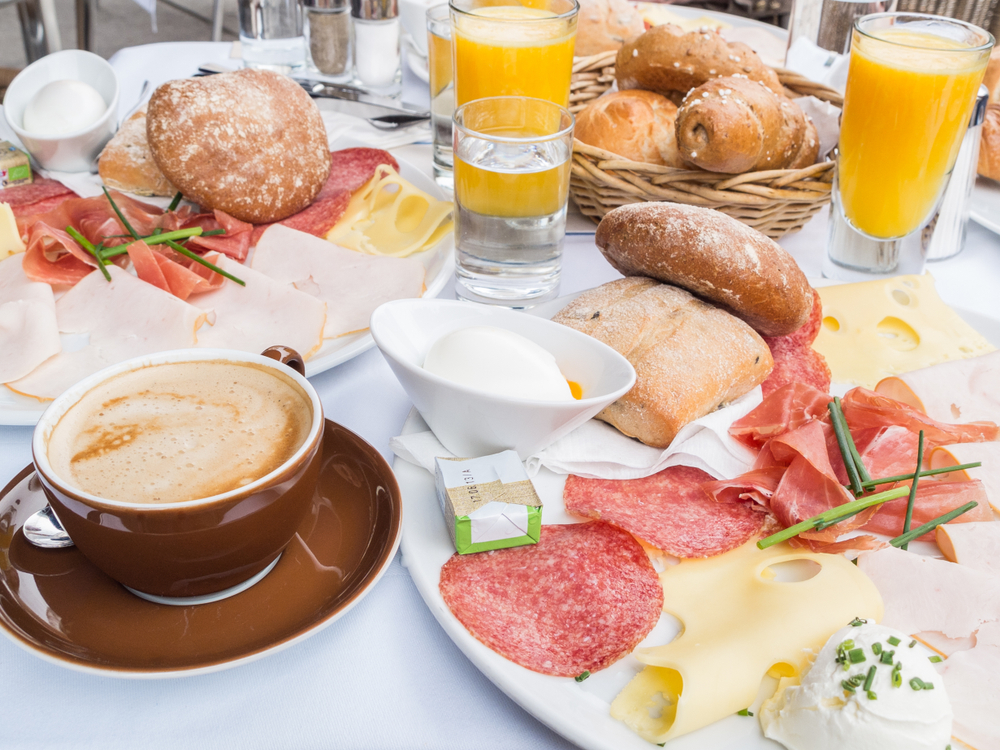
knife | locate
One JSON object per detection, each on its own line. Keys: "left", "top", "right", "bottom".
{"left": 195, "top": 64, "right": 429, "bottom": 129}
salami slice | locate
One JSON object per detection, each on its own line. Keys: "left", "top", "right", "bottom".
{"left": 760, "top": 289, "right": 831, "bottom": 397}
{"left": 439, "top": 522, "right": 663, "bottom": 677}
{"left": 251, "top": 148, "right": 399, "bottom": 243}
{"left": 564, "top": 466, "right": 764, "bottom": 558}
{"left": 2, "top": 177, "right": 74, "bottom": 208}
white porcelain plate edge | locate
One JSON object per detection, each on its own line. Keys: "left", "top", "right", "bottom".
{"left": 970, "top": 177, "right": 1000, "bottom": 235}
{"left": 0, "top": 154, "right": 455, "bottom": 426}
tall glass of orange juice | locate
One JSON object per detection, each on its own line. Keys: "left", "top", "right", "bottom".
{"left": 449, "top": 0, "right": 579, "bottom": 108}
{"left": 453, "top": 96, "right": 574, "bottom": 305}
{"left": 827, "top": 13, "right": 993, "bottom": 279}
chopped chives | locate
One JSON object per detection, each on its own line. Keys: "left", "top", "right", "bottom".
{"left": 899, "top": 430, "right": 925, "bottom": 551}
{"left": 909, "top": 640, "right": 917, "bottom": 648}
{"left": 850, "top": 618, "right": 867, "bottom": 627}
{"left": 929, "top": 655, "right": 943, "bottom": 664}
{"left": 575, "top": 671, "right": 590, "bottom": 682}
{"left": 872, "top": 642, "right": 882, "bottom": 656}
{"left": 842, "top": 680, "right": 856, "bottom": 693}
{"left": 867, "top": 690, "right": 877, "bottom": 701}
{"left": 862, "top": 665, "right": 877, "bottom": 693}
{"left": 910, "top": 677, "right": 927, "bottom": 690}
{"left": 924, "top": 682, "right": 934, "bottom": 690}
{"left": 737, "top": 709, "right": 753, "bottom": 716}
{"left": 841, "top": 639, "right": 855, "bottom": 651}
{"left": 892, "top": 670, "right": 902, "bottom": 688}
{"left": 849, "top": 648, "right": 866, "bottom": 664}
{"left": 880, "top": 650, "right": 895, "bottom": 665}
{"left": 887, "top": 636, "right": 901, "bottom": 647}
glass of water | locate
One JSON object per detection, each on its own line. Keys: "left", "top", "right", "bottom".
{"left": 427, "top": 4, "right": 454, "bottom": 191}
{"left": 239, "top": 0, "right": 307, "bottom": 73}
{"left": 453, "top": 96, "right": 574, "bottom": 306}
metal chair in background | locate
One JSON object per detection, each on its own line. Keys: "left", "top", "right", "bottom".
{"left": 2, "top": 0, "right": 63, "bottom": 62}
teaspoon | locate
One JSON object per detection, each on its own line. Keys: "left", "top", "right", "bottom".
{"left": 23, "top": 505, "right": 74, "bottom": 549}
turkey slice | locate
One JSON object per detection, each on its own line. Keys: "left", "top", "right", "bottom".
{"left": 930, "top": 442, "right": 1000, "bottom": 515}
{"left": 251, "top": 224, "right": 425, "bottom": 339}
{"left": 941, "top": 620, "right": 1000, "bottom": 750}
{"left": 8, "top": 266, "right": 206, "bottom": 401}
{"left": 193, "top": 256, "right": 326, "bottom": 359}
{"left": 936, "top": 522, "right": 1000, "bottom": 578}
{"left": 0, "top": 254, "right": 60, "bottom": 383}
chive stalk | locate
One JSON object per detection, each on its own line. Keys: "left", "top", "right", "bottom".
{"left": 102, "top": 187, "right": 140, "bottom": 240}
{"left": 862, "top": 462, "right": 981, "bottom": 488}
{"left": 900, "top": 431, "right": 925, "bottom": 551}
{"left": 66, "top": 226, "right": 111, "bottom": 282}
{"left": 165, "top": 240, "right": 245, "bottom": 286}
{"left": 889, "top": 501, "right": 979, "bottom": 549}
{"left": 168, "top": 191, "right": 183, "bottom": 212}
{"left": 829, "top": 400, "right": 864, "bottom": 496}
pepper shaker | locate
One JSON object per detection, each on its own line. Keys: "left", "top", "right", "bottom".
{"left": 923, "top": 85, "right": 990, "bottom": 262}
{"left": 352, "top": 0, "right": 402, "bottom": 95}
{"left": 304, "top": 0, "right": 353, "bottom": 81}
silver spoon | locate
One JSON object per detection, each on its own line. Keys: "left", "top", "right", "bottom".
{"left": 23, "top": 505, "right": 74, "bottom": 549}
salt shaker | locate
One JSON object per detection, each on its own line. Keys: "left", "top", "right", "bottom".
{"left": 923, "top": 85, "right": 990, "bottom": 262}
{"left": 352, "top": 0, "right": 402, "bottom": 95}
{"left": 304, "top": 0, "right": 353, "bottom": 80}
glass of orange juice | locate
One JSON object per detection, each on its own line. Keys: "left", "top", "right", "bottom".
{"left": 449, "top": 0, "right": 579, "bottom": 108}
{"left": 427, "top": 4, "right": 455, "bottom": 191}
{"left": 826, "top": 12, "right": 993, "bottom": 280}
{"left": 453, "top": 96, "right": 574, "bottom": 305}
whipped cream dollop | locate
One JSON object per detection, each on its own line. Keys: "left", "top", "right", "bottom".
{"left": 423, "top": 326, "right": 574, "bottom": 402}
{"left": 23, "top": 80, "right": 107, "bottom": 136}
{"left": 760, "top": 622, "right": 952, "bottom": 750}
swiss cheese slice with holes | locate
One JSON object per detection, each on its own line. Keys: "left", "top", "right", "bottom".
{"left": 610, "top": 540, "right": 883, "bottom": 744}
{"left": 812, "top": 274, "right": 994, "bottom": 389}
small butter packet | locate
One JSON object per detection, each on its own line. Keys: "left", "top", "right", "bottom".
{"left": 0, "top": 142, "right": 32, "bottom": 189}
{"left": 434, "top": 450, "right": 542, "bottom": 555}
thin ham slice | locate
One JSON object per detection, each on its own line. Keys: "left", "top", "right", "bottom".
{"left": 22, "top": 221, "right": 97, "bottom": 286}
{"left": 860, "top": 479, "right": 992, "bottom": 538}
{"left": 0, "top": 254, "right": 61, "bottom": 383}
{"left": 250, "top": 148, "right": 400, "bottom": 244}
{"left": 251, "top": 224, "right": 424, "bottom": 338}
{"left": 6, "top": 266, "right": 206, "bottom": 401}
{"left": 932, "top": 442, "right": 1000, "bottom": 514}
{"left": 182, "top": 209, "right": 253, "bottom": 262}
{"left": 192, "top": 255, "right": 326, "bottom": 359}
{"left": 857, "top": 546, "right": 1000, "bottom": 639}
{"left": 729, "top": 382, "right": 831, "bottom": 450}
{"left": 941, "top": 620, "right": 1000, "bottom": 750}
{"left": 936, "top": 522, "right": 1000, "bottom": 577}
{"left": 126, "top": 241, "right": 225, "bottom": 300}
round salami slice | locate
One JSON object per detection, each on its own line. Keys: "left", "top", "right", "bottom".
{"left": 564, "top": 466, "right": 764, "bottom": 558}
{"left": 439, "top": 522, "right": 662, "bottom": 678}
{"left": 761, "top": 337, "right": 832, "bottom": 398}
{"left": 2, "top": 177, "right": 74, "bottom": 208}
{"left": 326, "top": 148, "right": 399, "bottom": 193}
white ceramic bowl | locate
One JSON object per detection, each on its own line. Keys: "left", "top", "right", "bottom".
{"left": 400, "top": 0, "right": 442, "bottom": 57}
{"left": 4, "top": 50, "right": 120, "bottom": 173}
{"left": 371, "top": 299, "right": 636, "bottom": 459}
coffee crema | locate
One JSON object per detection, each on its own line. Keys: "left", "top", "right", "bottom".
{"left": 47, "top": 360, "right": 314, "bottom": 504}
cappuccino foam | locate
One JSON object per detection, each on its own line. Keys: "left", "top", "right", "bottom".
{"left": 47, "top": 360, "right": 313, "bottom": 504}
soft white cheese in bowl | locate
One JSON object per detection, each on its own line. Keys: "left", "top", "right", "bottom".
{"left": 760, "top": 622, "right": 952, "bottom": 750}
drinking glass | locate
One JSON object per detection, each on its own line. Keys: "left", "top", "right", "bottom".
{"left": 427, "top": 4, "right": 454, "bottom": 191}
{"left": 239, "top": 0, "right": 307, "bottom": 73}
{"left": 824, "top": 12, "right": 994, "bottom": 281}
{"left": 449, "top": 0, "right": 579, "bottom": 108}
{"left": 453, "top": 96, "right": 574, "bottom": 306}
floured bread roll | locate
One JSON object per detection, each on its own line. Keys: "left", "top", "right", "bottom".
{"left": 575, "top": 90, "right": 686, "bottom": 167}
{"left": 553, "top": 277, "right": 772, "bottom": 448}
{"left": 146, "top": 69, "right": 331, "bottom": 224}
{"left": 576, "top": 0, "right": 645, "bottom": 57}
{"left": 978, "top": 104, "right": 1000, "bottom": 182}
{"left": 98, "top": 107, "right": 177, "bottom": 197}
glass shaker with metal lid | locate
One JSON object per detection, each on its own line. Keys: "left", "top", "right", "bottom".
{"left": 352, "top": 0, "right": 402, "bottom": 95}
{"left": 304, "top": 0, "right": 353, "bottom": 80}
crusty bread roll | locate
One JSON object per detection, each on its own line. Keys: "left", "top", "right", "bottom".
{"left": 978, "top": 103, "right": 1000, "bottom": 182}
{"left": 675, "top": 76, "right": 818, "bottom": 173}
{"left": 98, "top": 107, "right": 177, "bottom": 197}
{"left": 146, "top": 69, "right": 330, "bottom": 224}
{"left": 615, "top": 24, "right": 784, "bottom": 99}
{"left": 595, "top": 202, "right": 813, "bottom": 337}
{"left": 575, "top": 90, "right": 686, "bottom": 167}
{"left": 984, "top": 47, "right": 1000, "bottom": 103}
{"left": 575, "top": 0, "right": 645, "bottom": 57}
{"left": 553, "top": 277, "right": 773, "bottom": 448}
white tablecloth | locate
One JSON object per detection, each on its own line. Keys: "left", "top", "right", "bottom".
{"left": 1, "top": 42, "right": 998, "bottom": 750}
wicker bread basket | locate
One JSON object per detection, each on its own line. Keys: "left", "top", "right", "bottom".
{"left": 567, "top": 54, "right": 844, "bottom": 239}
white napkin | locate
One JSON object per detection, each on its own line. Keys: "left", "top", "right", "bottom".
{"left": 794, "top": 95, "right": 842, "bottom": 160}
{"left": 785, "top": 37, "right": 850, "bottom": 93}
{"left": 390, "top": 387, "right": 762, "bottom": 481}
{"left": 319, "top": 106, "right": 431, "bottom": 151}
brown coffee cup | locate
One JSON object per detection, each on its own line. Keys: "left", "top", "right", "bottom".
{"left": 31, "top": 347, "right": 324, "bottom": 600}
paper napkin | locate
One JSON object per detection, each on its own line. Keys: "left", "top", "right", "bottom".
{"left": 390, "top": 387, "right": 762, "bottom": 481}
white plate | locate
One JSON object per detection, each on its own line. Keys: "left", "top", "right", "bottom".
{"left": 397, "top": 291, "right": 1000, "bottom": 750}
{"left": 0, "top": 155, "right": 454, "bottom": 426}
{"left": 971, "top": 176, "right": 1000, "bottom": 235}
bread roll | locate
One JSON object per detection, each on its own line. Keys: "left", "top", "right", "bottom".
{"left": 978, "top": 103, "right": 1000, "bottom": 182}
{"left": 675, "top": 76, "right": 818, "bottom": 173}
{"left": 146, "top": 69, "right": 331, "bottom": 224}
{"left": 984, "top": 47, "right": 1000, "bottom": 103}
{"left": 575, "top": 0, "right": 645, "bottom": 57}
{"left": 575, "top": 90, "right": 686, "bottom": 167}
{"left": 595, "top": 202, "right": 813, "bottom": 337}
{"left": 98, "top": 108, "right": 177, "bottom": 197}
{"left": 553, "top": 277, "right": 773, "bottom": 448}
{"left": 615, "top": 24, "right": 784, "bottom": 99}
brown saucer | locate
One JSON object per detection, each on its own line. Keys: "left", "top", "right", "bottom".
{"left": 0, "top": 419, "right": 402, "bottom": 677}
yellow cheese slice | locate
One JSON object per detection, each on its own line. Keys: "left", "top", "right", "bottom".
{"left": 0, "top": 203, "right": 26, "bottom": 260}
{"left": 610, "top": 541, "right": 883, "bottom": 744}
{"left": 324, "top": 167, "right": 453, "bottom": 258}
{"left": 635, "top": 3, "right": 730, "bottom": 31}
{"left": 813, "top": 274, "right": 995, "bottom": 389}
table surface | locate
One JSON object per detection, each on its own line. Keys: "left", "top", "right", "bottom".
{"left": 2, "top": 41, "right": 998, "bottom": 750}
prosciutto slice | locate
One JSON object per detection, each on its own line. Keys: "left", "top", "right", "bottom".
{"left": 7, "top": 266, "right": 206, "bottom": 401}
{"left": 126, "top": 241, "right": 225, "bottom": 300}
{"left": 193, "top": 255, "right": 326, "bottom": 359}
{"left": 252, "top": 224, "right": 424, "bottom": 338}
{"left": 0, "top": 254, "right": 61, "bottom": 383}
{"left": 729, "top": 382, "right": 831, "bottom": 450}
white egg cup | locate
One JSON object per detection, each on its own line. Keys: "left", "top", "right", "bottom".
{"left": 4, "top": 50, "right": 120, "bottom": 173}
{"left": 371, "top": 298, "right": 637, "bottom": 459}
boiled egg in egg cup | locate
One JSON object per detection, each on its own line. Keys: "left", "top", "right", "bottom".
{"left": 370, "top": 299, "right": 636, "bottom": 459}
{"left": 4, "top": 50, "right": 119, "bottom": 172}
